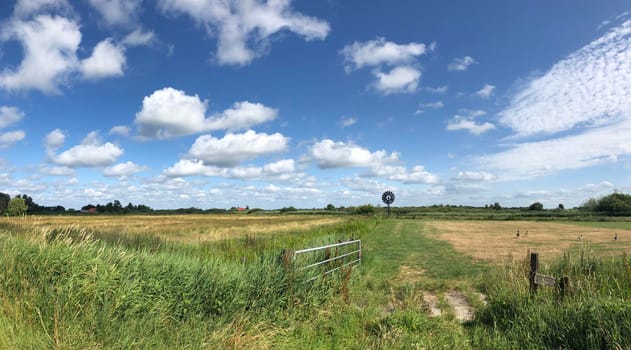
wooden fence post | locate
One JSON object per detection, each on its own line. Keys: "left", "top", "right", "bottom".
{"left": 529, "top": 252, "right": 539, "bottom": 294}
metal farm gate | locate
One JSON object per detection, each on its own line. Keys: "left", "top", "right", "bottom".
{"left": 292, "top": 239, "right": 361, "bottom": 282}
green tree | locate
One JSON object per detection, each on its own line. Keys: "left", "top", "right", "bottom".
{"left": 580, "top": 197, "right": 599, "bottom": 211}
{"left": 595, "top": 192, "right": 631, "bottom": 216}
{"left": 7, "top": 197, "right": 27, "bottom": 216}
{"left": 325, "top": 203, "right": 336, "bottom": 211}
{"left": 529, "top": 202, "right": 544, "bottom": 211}
{"left": 0, "top": 192, "right": 10, "bottom": 213}
{"left": 558, "top": 203, "right": 565, "bottom": 210}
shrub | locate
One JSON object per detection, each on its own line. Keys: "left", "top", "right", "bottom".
{"left": 354, "top": 204, "right": 375, "bottom": 215}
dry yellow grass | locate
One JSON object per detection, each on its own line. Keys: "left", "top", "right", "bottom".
{"left": 1, "top": 214, "right": 348, "bottom": 243}
{"left": 425, "top": 220, "right": 631, "bottom": 263}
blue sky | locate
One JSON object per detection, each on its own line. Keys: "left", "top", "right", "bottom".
{"left": 1, "top": 0, "right": 630, "bottom": 210}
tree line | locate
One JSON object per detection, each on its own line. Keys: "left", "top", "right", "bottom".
{"left": 3, "top": 191, "right": 631, "bottom": 217}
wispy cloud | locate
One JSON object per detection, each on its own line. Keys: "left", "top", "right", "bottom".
{"left": 448, "top": 56, "right": 477, "bottom": 71}
{"left": 425, "top": 85, "right": 448, "bottom": 94}
{"left": 475, "top": 84, "right": 495, "bottom": 98}
{"left": 415, "top": 101, "right": 444, "bottom": 115}
{"left": 339, "top": 116, "right": 358, "bottom": 128}
{"left": 446, "top": 110, "right": 494, "bottom": 135}
{"left": 478, "top": 20, "right": 631, "bottom": 180}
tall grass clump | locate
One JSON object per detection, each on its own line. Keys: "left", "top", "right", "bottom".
{"left": 470, "top": 247, "right": 631, "bottom": 349}
{"left": 0, "top": 219, "right": 372, "bottom": 348}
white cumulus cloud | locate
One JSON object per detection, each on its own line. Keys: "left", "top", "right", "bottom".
{"left": 44, "top": 128, "right": 66, "bottom": 150}
{"left": 341, "top": 37, "right": 426, "bottom": 71}
{"left": 80, "top": 38, "right": 126, "bottom": 79}
{"left": 0, "top": 2, "right": 136, "bottom": 93}
{"left": 87, "top": 0, "right": 142, "bottom": 27}
{"left": 373, "top": 65, "right": 421, "bottom": 95}
{"left": 0, "top": 106, "right": 25, "bottom": 128}
{"left": 103, "top": 161, "right": 147, "bottom": 177}
{"left": 0, "top": 130, "right": 25, "bottom": 148}
{"left": 308, "top": 139, "right": 399, "bottom": 169}
{"left": 164, "top": 159, "right": 224, "bottom": 177}
{"left": 135, "top": 87, "right": 277, "bottom": 139}
{"left": 188, "top": 130, "right": 289, "bottom": 167}
{"left": 49, "top": 131, "right": 123, "bottom": 167}
{"left": 134, "top": 87, "right": 209, "bottom": 139}
{"left": 158, "top": 0, "right": 330, "bottom": 66}
{"left": 109, "top": 125, "right": 130, "bottom": 136}
{"left": 0, "top": 14, "right": 81, "bottom": 93}
{"left": 263, "top": 159, "right": 295, "bottom": 174}
{"left": 206, "top": 101, "right": 277, "bottom": 131}
{"left": 341, "top": 37, "right": 427, "bottom": 95}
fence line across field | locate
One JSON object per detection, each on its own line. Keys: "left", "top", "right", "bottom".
{"left": 292, "top": 239, "right": 361, "bottom": 282}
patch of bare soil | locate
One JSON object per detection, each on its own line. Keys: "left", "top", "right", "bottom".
{"left": 444, "top": 290, "right": 474, "bottom": 322}
{"left": 422, "top": 291, "right": 441, "bottom": 317}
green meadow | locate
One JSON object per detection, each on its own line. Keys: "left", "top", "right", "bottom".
{"left": 1, "top": 215, "right": 630, "bottom": 349}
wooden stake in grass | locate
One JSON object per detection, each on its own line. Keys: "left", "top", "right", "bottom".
{"left": 529, "top": 252, "right": 538, "bottom": 294}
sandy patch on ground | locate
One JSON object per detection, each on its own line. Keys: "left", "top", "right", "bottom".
{"left": 425, "top": 221, "right": 631, "bottom": 263}
{"left": 422, "top": 292, "right": 442, "bottom": 317}
{"left": 444, "top": 290, "right": 474, "bottom": 322}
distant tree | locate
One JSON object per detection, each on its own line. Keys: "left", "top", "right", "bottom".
{"left": 326, "top": 203, "right": 336, "bottom": 211}
{"left": 354, "top": 204, "right": 375, "bottom": 215}
{"left": 0, "top": 192, "right": 10, "bottom": 213}
{"left": 7, "top": 197, "right": 27, "bottom": 216}
{"left": 594, "top": 192, "right": 631, "bottom": 216}
{"left": 580, "top": 197, "right": 599, "bottom": 211}
{"left": 492, "top": 202, "right": 502, "bottom": 210}
{"left": 529, "top": 202, "right": 544, "bottom": 211}
{"left": 280, "top": 206, "right": 297, "bottom": 213}
{"left": 557, "top": 203, "right": 565, "bottom": 210}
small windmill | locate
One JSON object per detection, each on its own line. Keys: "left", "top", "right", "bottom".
{"left": 382, "top": 191, "right": 395, "bottom": 216}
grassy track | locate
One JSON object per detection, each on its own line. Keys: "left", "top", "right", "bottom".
{"left": 279, "top": 219, "right": 489, "bottom": 349}
{"left": 363, "top": 219, "right": 488, "bottom": 281}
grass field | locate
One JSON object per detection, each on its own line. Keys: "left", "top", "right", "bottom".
{"left": 426, "top": 220, "right": 631, "bottom": 263}
{"left": 1, "top": 214, "right": 347, "bottom": 243}
{"left": 1, "top": 215, "right": 630, "bottom": 348}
